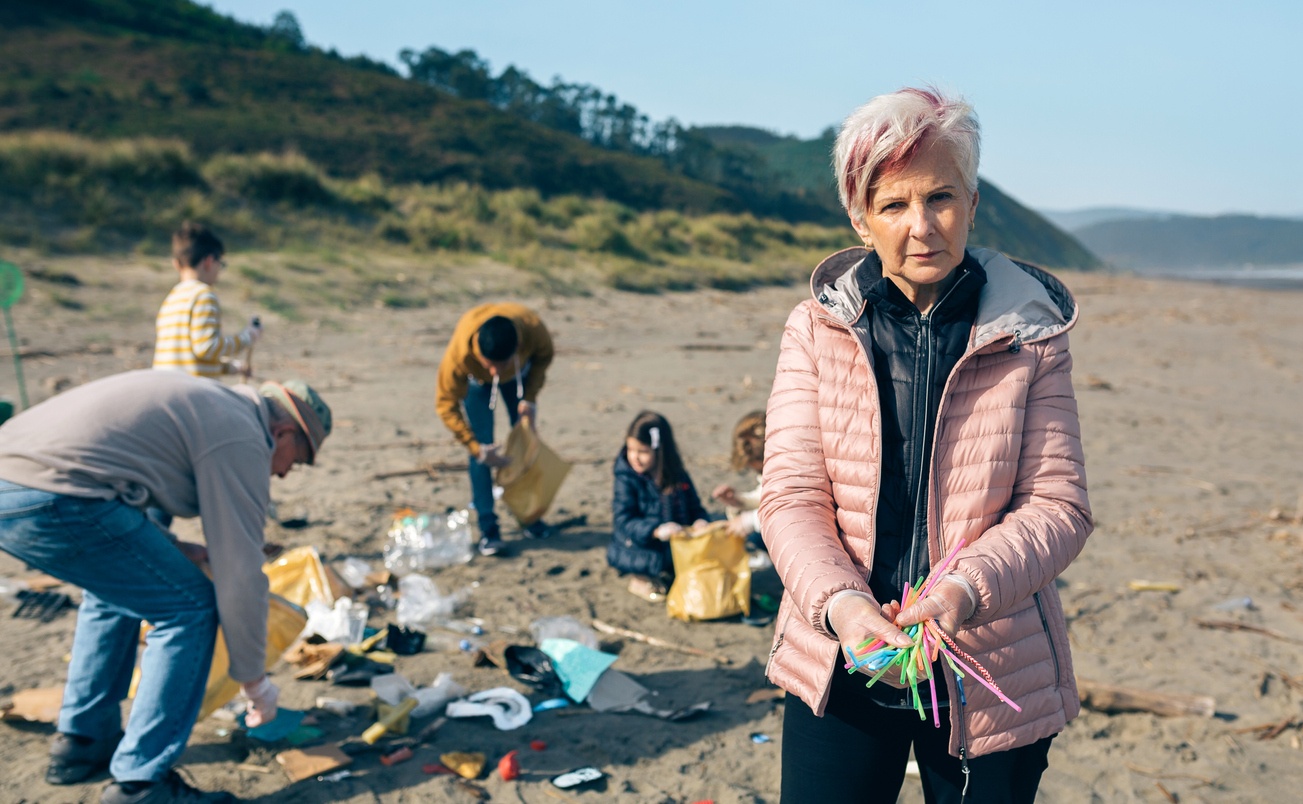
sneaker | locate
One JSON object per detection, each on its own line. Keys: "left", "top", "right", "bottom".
{"left": 101, "top": 769, "right": 236, "bottom": 803}
{"left": 627, "top": 576, "right": 667, "bottom": 602}
{"left": 477, "top": 535, "right": 504, "bottom": 557}
{"left": 47, "top": 731, "right": 122, "bottom": 785}
{"left": 524, "top": 520, "right": 553, "bottom": 539}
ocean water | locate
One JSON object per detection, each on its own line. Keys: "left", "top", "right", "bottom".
{"left": 1129, "top": 264, "right": 1303, "bottom": 290}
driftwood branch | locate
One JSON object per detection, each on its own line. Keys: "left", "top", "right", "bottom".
{"left": 1124, "top": 763, "right": 1217, "bottom": 785}
{"left": 371, "top": 455, "right": 609, "bottom": 481}
{"left": 1196, "top": 618, "right": 1303, "bottom": 644}
{"left": 1077, "top": 678, "right": 1215, "bottom": 718}
{"left": 591, "top": 619, "right": 732, "bottom": 665}
{"left": 1232, "top": 716, "right": 1303, "bottom": 740}
{"left": 371, "top": 461, "right": 467, "bottom": 480}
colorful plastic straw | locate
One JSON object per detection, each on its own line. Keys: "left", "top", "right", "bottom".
{"left": 839, "top": 538, "right": 1021, "bottom": 723}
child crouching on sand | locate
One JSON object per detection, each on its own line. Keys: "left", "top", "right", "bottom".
{"left": 608, "top": 410, "right": 708, "bottom": 601}
{"left": 712, "top": 410, "right": 771, "bottom": 570}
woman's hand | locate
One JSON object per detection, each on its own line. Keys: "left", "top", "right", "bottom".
{"left": 711, "top": 483, "right": 740, "bottom": 507}
{"left": 829, "top": 592, "right": 913, "bottom": 651}
{"left": 895, "top": 575, "right": 977, "bottom": 637}
{"left": 830, "top": 593, "right": 917, "bottom": 687}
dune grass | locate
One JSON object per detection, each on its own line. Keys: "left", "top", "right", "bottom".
{"left": 0, "top": 131, "right": 848, "bottom": 304}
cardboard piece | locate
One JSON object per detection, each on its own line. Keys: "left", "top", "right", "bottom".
{"left": 585, "top": 668, "right": 650, "bottom": 712}
{"left": 1, "top": 687, "right": 63, "bottom": 723}
{"left": 275, "top": 744, "right": 352, "bottom": 783}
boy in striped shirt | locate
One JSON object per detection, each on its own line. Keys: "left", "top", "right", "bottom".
{"left": 152, "top": 222, "right": 261, "bottom": 377}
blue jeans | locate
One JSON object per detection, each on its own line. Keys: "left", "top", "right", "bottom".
{"left": 0, "top": 480, "right": 217, "bottom": 783}
{"left": 463, "top": 372, "right": 523, "bottom": 538}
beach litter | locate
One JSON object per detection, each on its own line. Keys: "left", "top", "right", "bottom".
{"left": 275, "top": 744, "right": 352, "bottom": 783}
{"left": 445, "top": 687, "right": 532, "bottom": 730}
{"left": 846, "top": 538, "right": 1023, "bottom": 725}
{"left": 1, "top": 687, "right": 62, "bottom": 723}
{"left": 551, "top": 766, "right": 604, "bottom": 790}
{"left": 439, "top": 751, "right": 486, "bottom": 779}
{"left": 497, "top": 749, "right": 520, "bottom": 780}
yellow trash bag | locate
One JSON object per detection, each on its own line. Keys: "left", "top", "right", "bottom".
{"left": 264, "top": 545, "right": 350, "bottom": 609}
{"left": 128, "top": 591, "right": 307, "bottom": 720}
{"left": 495, "top": 418, "right": 572, "bottom": 526}
{"left": 666, "top": 522, "right": 751, "bottom": 622}
{"left": 197, "top": 592, "right": 306, "bottom": 719}
{"left": 129, "top": 550, "right": 332, "bottom": 719}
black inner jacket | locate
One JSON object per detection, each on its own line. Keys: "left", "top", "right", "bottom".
{"left": 856, "top": 252, "right": 986, "bottom": 708}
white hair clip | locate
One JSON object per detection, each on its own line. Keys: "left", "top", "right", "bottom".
{"left": 649, "top": 426, "right": 660, "bottom": 450}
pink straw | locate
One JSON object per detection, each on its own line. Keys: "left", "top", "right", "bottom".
{"left": 937, "top": 644, "right": 1022, "bottom": 712}
{"left": 920, "top": 538, "right": 968, "bottom": 598}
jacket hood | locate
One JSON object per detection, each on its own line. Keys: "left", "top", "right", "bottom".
{"left": 809, "top": 247, "right": 1079, "bottom": 349}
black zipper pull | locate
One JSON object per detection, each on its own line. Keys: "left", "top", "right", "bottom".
{"left": 1009, "top": 330, "right": 1023, "bottom": 353}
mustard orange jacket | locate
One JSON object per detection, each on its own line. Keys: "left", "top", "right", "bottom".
{"left": 435, "top": 302, "right": 553, "bottom": 455}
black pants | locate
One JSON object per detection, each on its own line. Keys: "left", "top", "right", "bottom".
{"left": 782, "top": 666, "right": 1053, "bottom": 803}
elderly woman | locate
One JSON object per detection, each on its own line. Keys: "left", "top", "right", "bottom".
{"left": 760, "top": 87, "right": 1092, "bottom": 803}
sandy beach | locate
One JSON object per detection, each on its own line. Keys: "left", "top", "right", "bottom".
{"left": 2, "top": 254, "right": 1302, "bottom": 803}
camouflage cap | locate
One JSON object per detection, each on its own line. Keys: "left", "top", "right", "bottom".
{"left": 259, "top": 379, "right": 332, "bottom": 463}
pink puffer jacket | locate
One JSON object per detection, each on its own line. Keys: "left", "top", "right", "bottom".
{"left": 760, "top": 246, "right": 1092, "bottom": 758}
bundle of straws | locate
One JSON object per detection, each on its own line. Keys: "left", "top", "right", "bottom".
{"left": 844, "top": 538, "right": 1022, "bottom": 726}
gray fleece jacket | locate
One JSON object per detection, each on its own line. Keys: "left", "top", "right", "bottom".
{"left": 0, "top": 370, "right": 273, "bottom": 681}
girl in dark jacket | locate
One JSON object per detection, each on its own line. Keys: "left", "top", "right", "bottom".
{"left": 608, "top": 410, "right": 708, "bottom": 599}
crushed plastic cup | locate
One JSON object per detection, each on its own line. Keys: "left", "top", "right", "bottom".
{"left": 303, "top": 597, "right": 368, "bottom": 644}
{"left": 395, "top": 575, "right": 467, "bottom": 630}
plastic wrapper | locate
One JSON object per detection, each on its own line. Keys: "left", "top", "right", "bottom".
{"left": 383, "top": 509, "right": 473, "bottom": 574}
{"left": 264, "top": 546, "right": 351, "bottom": 608}
{"left": 395, "top": 575, "right": 466, "bottom": 630}
{"left": 371, "top": 671, "right": 466, "bottom": 718}
{"left": 529, "top": 615, "right": 599, "bottom": 649}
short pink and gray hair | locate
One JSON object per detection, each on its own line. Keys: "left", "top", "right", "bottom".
{"left": 833, "top": 87, "right": 981, "bottom": 223}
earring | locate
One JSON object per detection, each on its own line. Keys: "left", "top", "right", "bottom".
{"left": 861, "top": 238, "right": 873, "bottom": 251}
{"left": 969, "top": 219, "right": 976, "bottom": 231}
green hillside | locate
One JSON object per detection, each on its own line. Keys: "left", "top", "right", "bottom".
{"left": 0, "top": 0, "right": 1099, "bottom": 280}
{"left": 0, "top": 0, "right": 731, "bottom": 212}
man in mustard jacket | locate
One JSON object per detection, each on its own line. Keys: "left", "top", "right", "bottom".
{"left": 435, "top": 303, "right": 554, "bottom": 556}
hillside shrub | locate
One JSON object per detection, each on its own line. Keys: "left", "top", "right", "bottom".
{"left": 202, "top": 151, "right": 336, "bottom": 206}
{"left": 0, "top": 132, "right": 201, "bottom": 192}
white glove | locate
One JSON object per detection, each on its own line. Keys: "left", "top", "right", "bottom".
{"left": 240, "top": 675, "right": 279, "bottom": 728}
{"left": 517, "top": 400, "right": 537, "bottom": 427}
{"left": 477, "top": 443, "right": 511, "bottom": 468}
{"left": 653, "top": 522, "right": 683, "bottom": 541}
{"left": 228, "top": 358, "right": 246, "bottom": 376}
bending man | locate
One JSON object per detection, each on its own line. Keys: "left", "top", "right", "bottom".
{"left": 0, "top": 370, "right": 332, "bottom": 804}
{"left": 435, "top": 303, "right": 553, "bottom": 556}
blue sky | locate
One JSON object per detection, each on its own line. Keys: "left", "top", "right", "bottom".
{"left": 204, "top": 1, "right": 1302, "bottom": 218}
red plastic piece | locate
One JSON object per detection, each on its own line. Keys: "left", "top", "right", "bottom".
{"left": 498, "top": 749, "right": 520, "bottom": 781}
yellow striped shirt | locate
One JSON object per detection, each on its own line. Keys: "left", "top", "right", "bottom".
{"left": 152, "top": 280, "right": 250, "bottom": 377}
